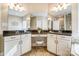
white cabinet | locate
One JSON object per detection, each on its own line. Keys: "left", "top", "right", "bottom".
{"left": 21, "top": 34, "right": 31, "bottom": 54}
{"left": 4, "top": 34, "right": 31, "bottom": 56}
{"left": 47, "top": 34, "right": 71, "bottom": 56}
{"left": 4, "top": 35, "right": 21, "bottom": 56}
{"left": 57, "top": 35, "right": 71, "bottom": 56}
{"left": 47, "top": 34, "right": 57, "bottom": 54}
{"left": 57, "top": 35, "right": 63, "bottom": 55}
{"left": 61, "top": 36, "right": 71, "bottom": 56}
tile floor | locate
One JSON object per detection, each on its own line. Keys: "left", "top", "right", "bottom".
{"left": 22, "top": 47, "right": 55, "bottom": 56}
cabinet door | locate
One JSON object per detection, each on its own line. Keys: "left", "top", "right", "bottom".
{"left": 21, "top": 34, "right": 31, "bottom": 54}
{"left": 61, "top": 36, "right": 71, "bottom": 56}
{"left": 57, "top": 35, "right": 63, "bottom": 55}
{"left": 47, "top": 34, "right": 56, "bottom": 54}
{"left": 4, "top": 35, "right": 21, "bottom": 56}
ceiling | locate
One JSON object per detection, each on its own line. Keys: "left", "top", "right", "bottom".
{"left": 8, "top": 3, "right": 72, "bottom": 17}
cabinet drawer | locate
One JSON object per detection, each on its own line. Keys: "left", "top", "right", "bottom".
{"left": 62, "top": 36, "right": 71, "bottom": 41}
{"left": 48, "top": 34, "right": 56, "bottom": 37}
{"left": 4, "top": 35, "right": 20, "bottom": 41}
{"left": 57, "top": 35, "right": 62, "bottom": 39}
{"left": 21, "top": 34, "right": 27, "bottom": 39}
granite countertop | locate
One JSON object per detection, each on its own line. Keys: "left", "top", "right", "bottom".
{"left": 48, "top": 30, "right": 72, "bottom": 36}
{"left": 3, "top": 30, "right": 72, "bottom": 36}
{"left": 3, "top": 31, "right": 31, "bottom": 37}
{"left": 49, "top": 32, "right": 71, "bottom": 36}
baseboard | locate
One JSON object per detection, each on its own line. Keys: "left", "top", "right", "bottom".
{"left": 21, "top": 50, "right": 32, "bottom": 56}
{"left": 46, "top": 50, "right": 58, "bottom": 56}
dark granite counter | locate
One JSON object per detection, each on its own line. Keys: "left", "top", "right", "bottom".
{"left": 3, "top": 30, "right": 72, "bottom": 36}
{"left": 49, "top": 32, "right": 71, "bottom": 36}
{"left": 29, "top": 30, "right": 48, "bottom": 34}
{"left": 3, "top": 30, "right": 31, "bottom": 37}
{"left": 49, "top": 30, "right": 72, "bottom": 36}
{"left": 29, "top": 30, "right": 72, "bottom": 36}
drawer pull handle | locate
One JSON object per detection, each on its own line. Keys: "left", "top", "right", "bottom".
{"left": 11, "top": 37, "right": 16, "bottom": 39}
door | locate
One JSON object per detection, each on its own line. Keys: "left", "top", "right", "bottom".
{"left": 21, "top": 34, "right": 31, "bottom": 54}
{"left": 47, "top": 34, "right": 56, "bottom": 54}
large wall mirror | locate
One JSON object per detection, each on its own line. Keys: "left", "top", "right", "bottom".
{"left": 7, "top": 3, "right": 30, "bottom": 30}
{"left": 48, "top": 3, "right": 72, "bottom": 31}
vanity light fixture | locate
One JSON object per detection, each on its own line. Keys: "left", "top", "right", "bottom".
{"left": 48, "top": 16, "right": 52, "bottom": 20}
{"left": 51, "top": 3, "right": 71, "bottom": 12}
{"left": 48, "top": 17, "right": 51, "bottom": 20}
{"left": 8, "top": 3, "right": 25, "bottom": 12}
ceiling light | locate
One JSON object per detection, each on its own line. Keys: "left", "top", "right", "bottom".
{"left": 58, "top": 5, "right": 62, "bottom": 11}
{"left": 50, "top": 3, "right": 71, "bottom": 12}
{"left": 8, "top": 3, "right": 15, "bottom": 9}
{"left": 62, "top": 3, "right": 67, "bottom": 9}
{"left": 52, "top": 7, "right": 58, "bottom": 12}
{"left": 8, "top": 3, "right": 26, "bottom": 12}
{"left": 48, "top": 17, "right": 51, "bottom": 20}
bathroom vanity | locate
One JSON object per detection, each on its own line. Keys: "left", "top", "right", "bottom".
{"left": 47, "top": 31, "right": 72, "bottom": 56}
{"left": 3, "top": 31, "right": 31, "bottom": 56}
{"left": 30, "top": 30, "right": 47, "bottom": 47}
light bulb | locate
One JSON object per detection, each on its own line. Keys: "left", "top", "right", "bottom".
{"left": 66, "top": 3, "right": 71, "bottom": 6}
{"left": 52, "top": 7, "right": 58, "bottom": 12}
{"left": 15, "top": 6, "right": 18, "bottom": 11}
{"left": 62, "top": 3, "right": 67, "bottom": 9}
{"left": 19, "top": 7, "right": 25, "bottom": 12}
{"left": 57, "top": 5, "right": 62, "bottom": 11}
{"left": 48, "top": 17, "right": 51, "bottom": 20}
{"left": 27, "top": 17, "right": 30, "bottom": 20}
{"left": 8, "top": 3, "right": 15, "bottom": 9}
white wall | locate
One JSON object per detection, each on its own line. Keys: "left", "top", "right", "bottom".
{"left": 72, "top": 4, "right": 79, "bottom": 37}
{"left": 0, "top": 4, "right": 1, "bottom": 32}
